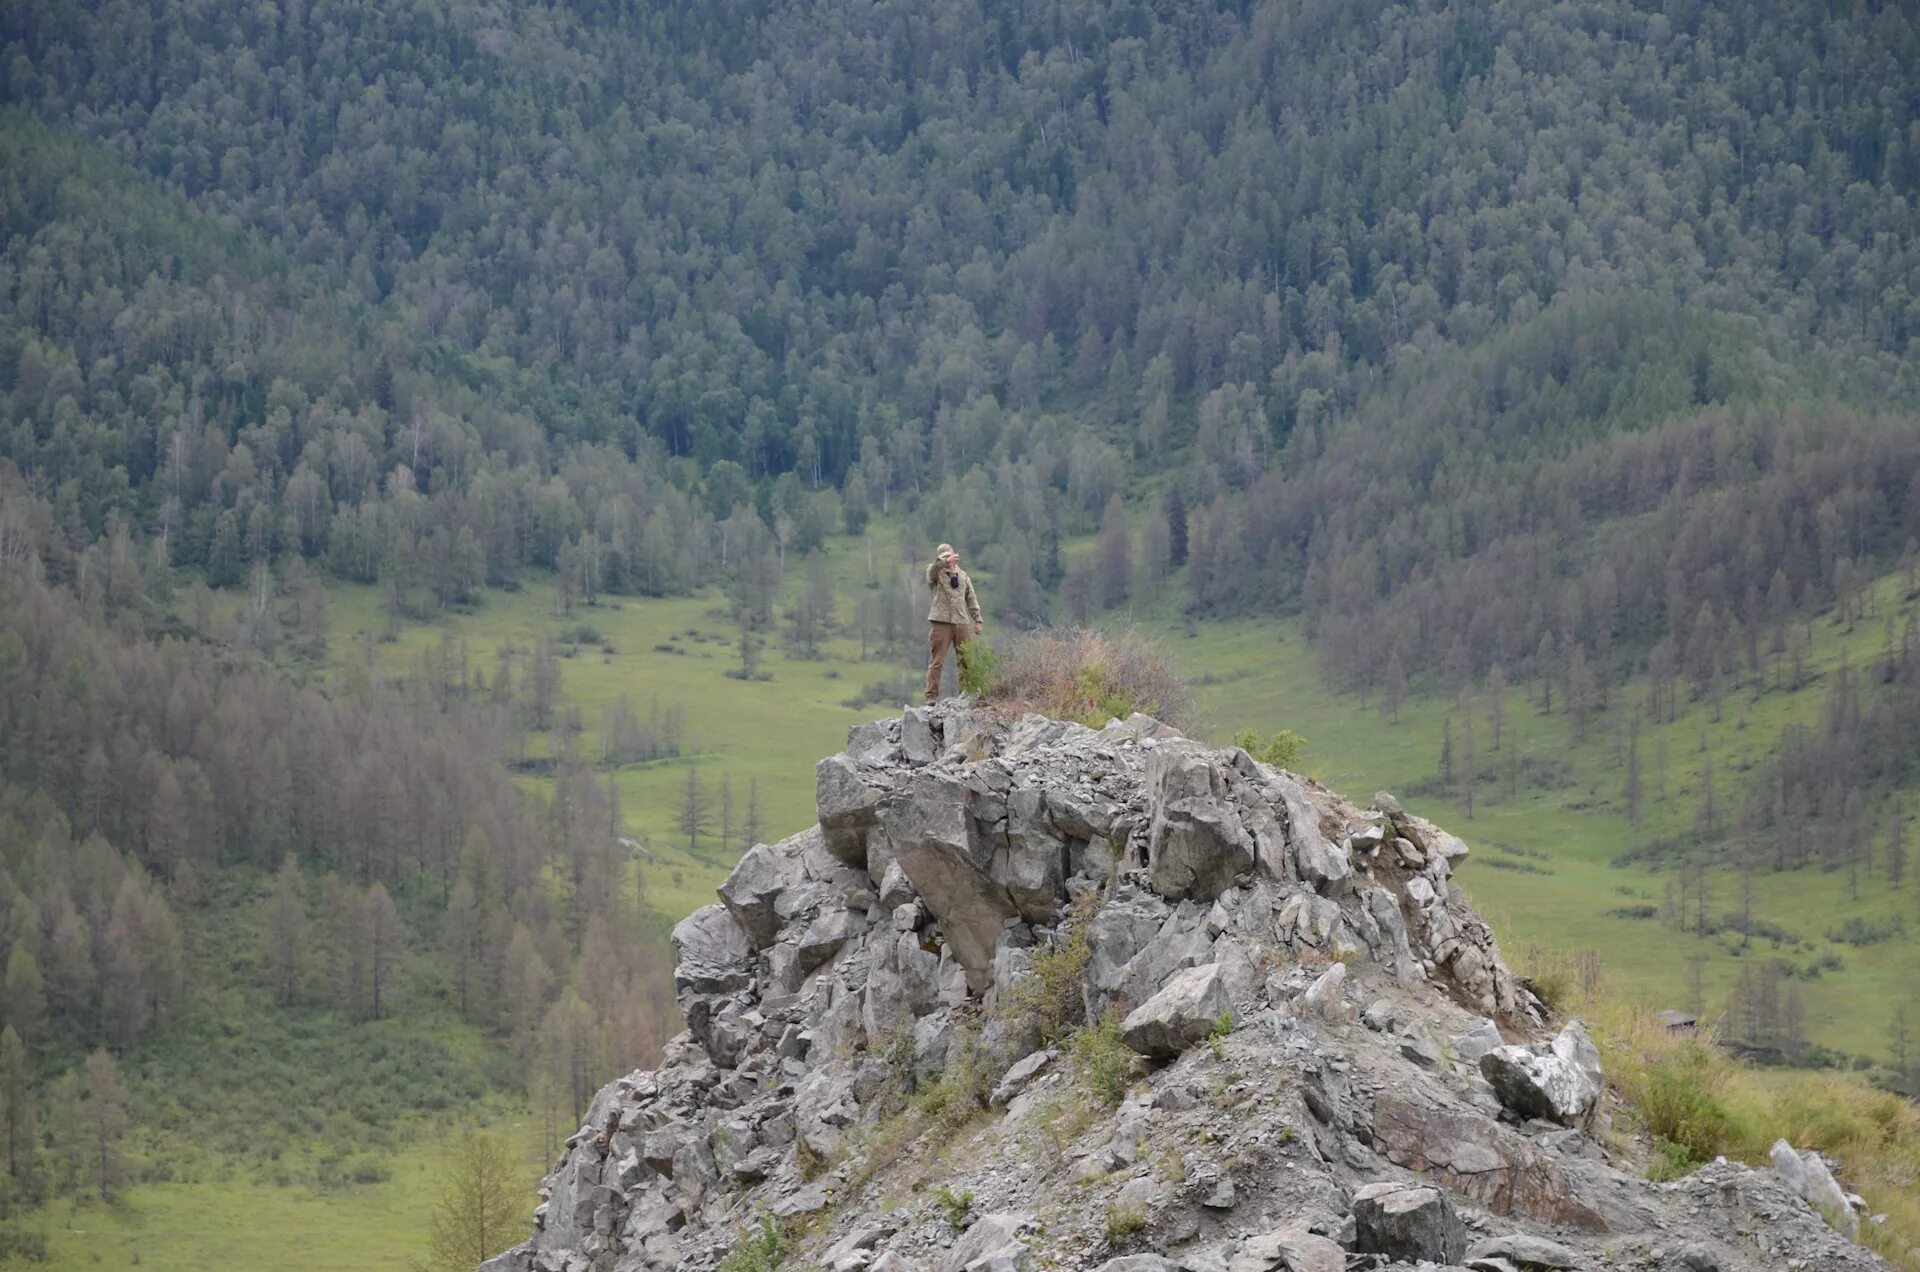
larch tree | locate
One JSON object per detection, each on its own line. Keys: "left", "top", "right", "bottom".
{"left": 0, "top": 1025, "right": 36, "bottom": 1185}
{"left": 83, "top": 1048, "right": 125, "bottom": 1200}
{"left": 366, "top": 882, "right": 406, "bottom": 1021}
{"left": 2, "top": 944, "right": 44, "bottom": 1050}
{"left": 677, "top": 768, "right": 709, "bottom": 855}
{"left": 261, "top": 855, "right": 308, "bottom": 1006}
{"left": 416, "top": 1131, "right": 526, "bottom": 1272}
{"left": 1096, "top": 493, "right": 1131, "bottom": 610}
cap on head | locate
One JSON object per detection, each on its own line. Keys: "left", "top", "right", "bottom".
{"left": 937, "top": 542, "right": 955, "bottom": 560}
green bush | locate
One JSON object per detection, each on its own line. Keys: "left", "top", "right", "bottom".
{"left": 932, "top": 1185, "right": 974, "bottom": 1230}
{"left": 958, "top": 639, "right": 999, "bottom": 698}
{"left": 1104, "top": 1200, "right": 1148, "bottom": 1242}
{"left": 1068, "top": 1009, "right": 1133, "bottom": 1108}
{"left": 996, "top": 914, "right": 1093, "bottom": 1047}
{"left": 1231, "top": 729, "right": 1307, "bottom": 770}
{"left": 716, "top": 1217, "right": 784, "bottom": 1272}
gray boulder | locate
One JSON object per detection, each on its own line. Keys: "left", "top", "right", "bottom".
{"left": 1770, "top": 1138, "right": 1857, "bottom": 1237}
{"left": 1454, "top": 1018, "right": 1506, "bottom": 1064}
{"left": 998, "top": 786, "right": 1067, "bottom": 923}
{"left": 1463, "top": 1233, "right": 1584, "bottom": 1269}
{"left": 1092, "top": 1258, "right": 1181, "bottom": 1272}
{"left": 1351, "top": 1180, "right": 1466, "bottom": 1264}
{"left": 1226, "top": 1224, "right": 1345, "bottom": 1272}
{"left": 1145, "top": 742, "right": 1254, "bottom": 901}
{"left": 670, "top": 904, "right": 754, "bottom": 994}
{"left": 818, "top": 754, "right": 891, "bottom": 867}
{"left": 989, "top": 1048, "right": 1057, "bottom": 1110}
{"left": 1479, "top": 1020, "right": 1603, "bottom": 1128}
{"left": 717, "top": 842, "right": 798, "bottom": 948}
{"left": 1083, "top": 893, "right": 1169, "bottom": 1018}
{"left": 877, "top": 859, "right": 917, "bottom": 912}
{"left": 1119, "top": 962, "right": 1230, "bottom": 1058}
{"left": 844, "top": 718, "right": 899, "bottom": 767}
{"left": 878, "top": 774, "right": 1019, "bottom": 988}
{"left": 1269, "top": 773, "right": 1351, "bottom": 896}
{"left": 901, "top": 706, "right": 941, "bottom": 765}
{"left": 939, "top": 1212, "right": 1032, "bottom": 1272}
{"left": 794, "top": 905, "right": 867, "bottom": 975}
{"left": 1297, "top": 961, "right": 1347, "bottom": 1018}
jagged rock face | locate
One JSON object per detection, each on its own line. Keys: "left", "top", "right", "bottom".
{"left": 482, "top": 704, "right": 1890, "bottom": 1272}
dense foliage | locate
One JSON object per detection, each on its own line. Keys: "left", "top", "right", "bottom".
{"left": 5, "top": 0, "right": 1919, "bottom": 618}
{"left": 0, "top": 472, "right": 673, "bottom": 1209}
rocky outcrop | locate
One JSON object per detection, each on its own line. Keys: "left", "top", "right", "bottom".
{"left": 482, "top": 703, "right": 1889, "bottom": 1272}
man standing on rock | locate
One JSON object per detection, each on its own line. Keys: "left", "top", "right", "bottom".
{"left": 925, "top": 542, "right": 983, "bottom": 703}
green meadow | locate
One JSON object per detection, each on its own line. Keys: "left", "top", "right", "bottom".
{"left": 5, "top": 1117, "right": 538, "bottom": 1272}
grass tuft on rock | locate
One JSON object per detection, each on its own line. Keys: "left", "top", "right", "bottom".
{"left": 977, "top": 628, "right": 1193, "bottom": 730}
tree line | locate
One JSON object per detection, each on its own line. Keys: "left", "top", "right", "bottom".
{"left": 0, "top": 469, "right": 678, "bottom": 1207}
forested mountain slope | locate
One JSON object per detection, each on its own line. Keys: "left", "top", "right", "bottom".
{"left": 6, "top": 0, "right": 1919, "bottom": 533}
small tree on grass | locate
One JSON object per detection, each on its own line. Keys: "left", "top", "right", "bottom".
{"left": 415, "top": 1131, "right": 526, "bottom": 1272}
{"left": 745, "top": 778, "right": 763, "bottom": 849}
{"left": 83, "top": 1048, "right": 125, "bottom": 1200}
{"left": 1, "top": 1025, "right": 38, "bottom": 1187}
{"left": 678, "top": 767, "right": 710, "bottom": 854}
{"left": 261, "top": 855, "right": 308, "bottom": 1006}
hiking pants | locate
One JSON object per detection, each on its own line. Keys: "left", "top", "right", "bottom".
{"left": 925, "top": 621, "right": 970, "bottom": 703}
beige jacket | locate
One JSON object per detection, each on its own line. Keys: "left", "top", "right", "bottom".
{"left": 926, "top": 561, "right": 982, "bottom": 627}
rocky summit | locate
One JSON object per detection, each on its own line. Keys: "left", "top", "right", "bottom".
{"left": 481, "top": 703, "right": 1887, "bottom": 1272}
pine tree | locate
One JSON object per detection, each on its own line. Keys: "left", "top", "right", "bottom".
{"left": 2, "top": 944, "right": 45, "bottom": 1049}
{"left": 677, "top": 767, "right": 710, "bottom": 854}
{"left": 1162, "top": 489, "right": 1188, "bottom": 569}
{"left": 83, "top": 1048, "right": 125, "bottom": 1200}
{"left": 261, "top": 855, "right": 308, "bottom": 1006}
{"left": 1624, "top": 722, "right": 1643, "bottom": 828}
{"left": 444, "top": 878, "right": 482, "bottom": 1020}
{"left": 366, "top": 882, "right": 406, "bottom": 1021}
{"left": 745, "top": 777, "right": 764, "bottom": 848}
{"left": 415, "top": 1131, "right": 526, "bottom": 1272}
{"left": 1888, "top": 806, "right": 1907, "bottom": 889}
{"left": 1694, "top": 758, "right": 1718, "bottom": 839}
{"left": 1486, "top": 663, "right": 1507, "bottom": 751}
{"left": 1438, "top": 718, "right": 1454, "bottom": 791}
{"left": 502, "top": 926, "right": 552, "bottom": 1070}
{"left": 538, "top": 989, "right": 601, "bottom": 1127}
{"left": 0, "top": 1025, "right": 36, "bottom": 1184}
{"left": 1382, "top": 651, "right": 1407, "bottom": 722}
{"left": 1095, "top": 493, "right": 1131, "bottom": 609}
{"left": 1461, "top": 692, "right": 1477, "bottom": 819}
